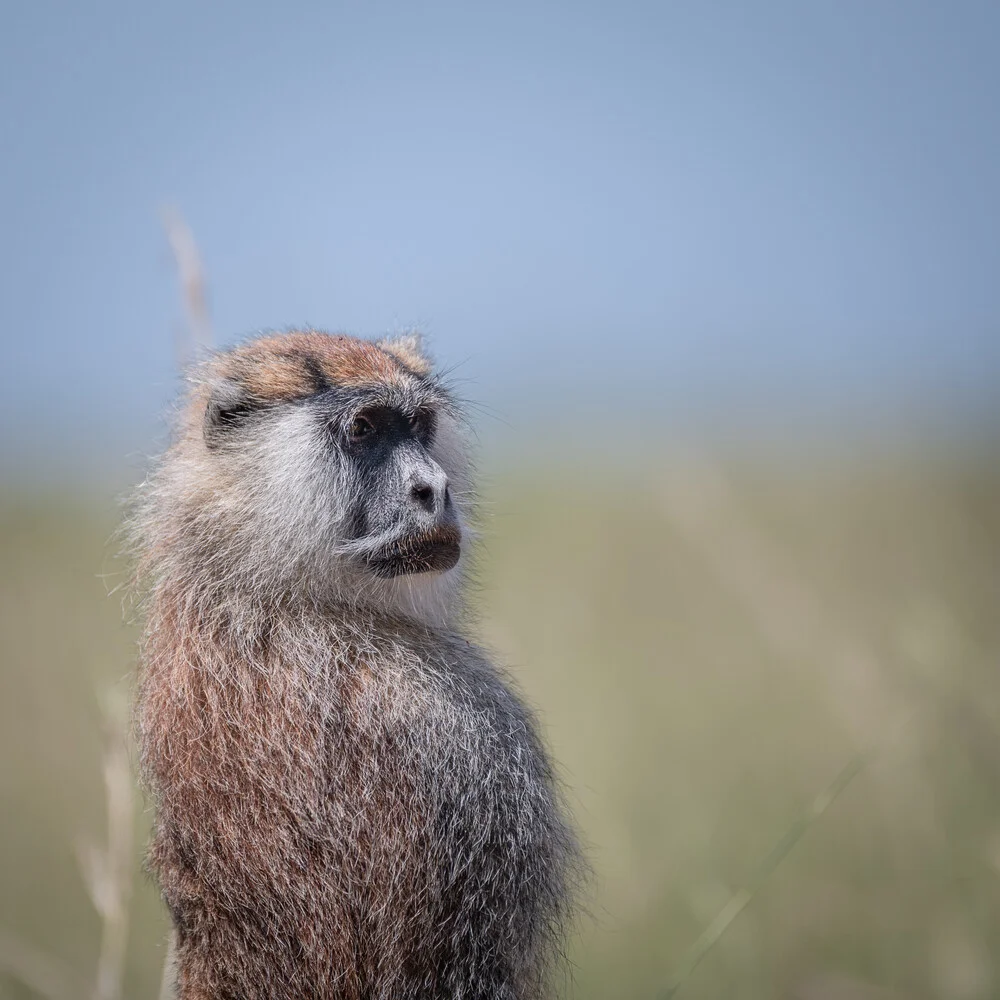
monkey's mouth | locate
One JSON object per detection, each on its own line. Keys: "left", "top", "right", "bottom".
{"left": 364, "top": 524, "right": 461, "bottom": 578}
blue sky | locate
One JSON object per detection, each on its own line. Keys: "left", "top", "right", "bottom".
{"left": 2, "top": 1, "right": 998, "bottom": 470}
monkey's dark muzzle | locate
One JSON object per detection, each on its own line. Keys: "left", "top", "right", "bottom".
{"left": 365, "top": 524, "right": 461, "bottom": 578}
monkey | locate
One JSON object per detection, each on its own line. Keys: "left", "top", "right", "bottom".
{"left": 126, "top": 330, "right": 580, "bottom": 1000}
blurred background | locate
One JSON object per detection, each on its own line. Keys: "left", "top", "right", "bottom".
{"left": 1, "top": 2, "right": 998, "bottom": 998}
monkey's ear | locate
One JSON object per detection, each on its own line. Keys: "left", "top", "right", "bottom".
{"left": 378, "top": 332, "right": 432, "bottom": 376}
{"left": 203, "top": 377, "right": 255, "bottom": 447}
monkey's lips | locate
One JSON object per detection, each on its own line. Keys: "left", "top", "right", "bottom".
{"left": 365, "top": 524, "right": 462, "bottom": 578}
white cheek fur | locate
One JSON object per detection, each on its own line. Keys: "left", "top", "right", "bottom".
{"left": 163, "top": 405, "right": 474, "bottom": 628}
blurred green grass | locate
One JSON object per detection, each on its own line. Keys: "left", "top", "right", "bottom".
{"left": 1, "top": 446, "right": 998, "bottom": 999}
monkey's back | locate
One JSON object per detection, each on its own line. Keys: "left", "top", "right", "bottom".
{"left": 141, "top": 607, "right": 575, "bottom": 1000}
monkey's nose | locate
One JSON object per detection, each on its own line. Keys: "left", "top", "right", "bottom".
{"left": 409, "top": 471, "right": 449, "bottom": 516}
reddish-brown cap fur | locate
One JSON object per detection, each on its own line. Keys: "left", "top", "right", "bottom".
{"left": 209, "top": 331, "right": 427, "bottom": 401}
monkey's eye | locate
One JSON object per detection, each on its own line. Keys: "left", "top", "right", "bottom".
{"left": 408, "top": 408, "right": 435, "bottom": 442}
{"left": 348, "top": 414, "right": 377, "bottom": 444}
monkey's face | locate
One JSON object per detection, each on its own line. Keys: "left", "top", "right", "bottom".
{"left": 329, "top": 395, "right": 462, "bottom": 579}
{"left": 187, "top": 333, "right": 471, "bottom": 615}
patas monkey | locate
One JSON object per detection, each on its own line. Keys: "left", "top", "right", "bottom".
{"left": 129, "top": 331, "right": 579, "bottom": 1000}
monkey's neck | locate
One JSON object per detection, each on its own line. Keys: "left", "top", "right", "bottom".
{"left": 148, "top": 568, "right": 463, "bottom": 648}
{"left": 139, "top": 579, "right": 456, "bottom": 690}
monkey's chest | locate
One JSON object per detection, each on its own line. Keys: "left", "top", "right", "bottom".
{"left": 152, "top": 653, "right": 564, "bottom": 998}
{"left": 322, "top": 664, "right": 548, "bottom": 883}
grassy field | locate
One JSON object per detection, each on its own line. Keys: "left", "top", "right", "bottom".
{"left": 1, "top": 443, "right": 998, "bottom": 999}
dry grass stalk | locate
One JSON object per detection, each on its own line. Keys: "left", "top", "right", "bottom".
{"left": 151, "top": 204, "right": 214, "bottom": 1000}
{"left": 661, "top": 754, "right": 866, "bottom": 998}
{"left": 0, "top": 691, "right": 134, "bottom": 1000}
{"left": 158, "top": 931, "right": 177, "bottom": 1000}
{"left": 161, "top": 205, "right": 213, "bottom": 366}
{"left": 657, "top": 453, "right": 909, "bottom": 996}
{"left": 78, "top": 692, "right": 134, "bottom": 1000}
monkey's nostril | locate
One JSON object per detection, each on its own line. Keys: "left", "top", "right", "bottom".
{"left": 411, "top": 482, "right": 436, "bottom": 513}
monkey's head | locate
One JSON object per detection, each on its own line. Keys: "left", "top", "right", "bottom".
{"left": 135, "top": 331, "right": 474, "bottom": 625}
